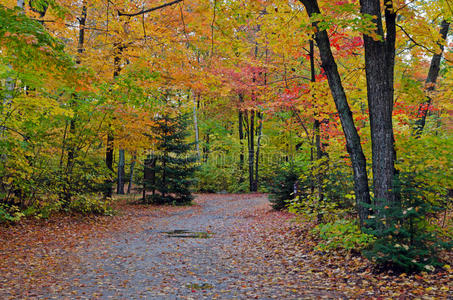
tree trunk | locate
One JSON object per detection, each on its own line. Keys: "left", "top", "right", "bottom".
{"left": 360, "top": 0, "right": 397, "bottom": 212}
{"left": 193, "top": 92, "right": 200, "bottom": 159}
{"left": 106, "top": 43, "right": 123, "bottom": 198}
{"left": 309, "top": 38, "right": 324, "bottom": 203}
{"left": 143, "top": 155, "right": 150, "bottom": 201}
{"left": 238, "top": 94, "right": 245, "bottom": 184}
{"left": 151, "top": 154, "right": 156, "bottom": 196}
{"left": 116, "top": 148, "right": 125, "bottom": 194}
{"left": 105, "top": 132, "right": 114, "bottom": 198}
{"left": 127, "top": 152, "right": 136, "bottom": 194}
{"left": 254, "top": 112, "right": 263, "bottom": 191}
{"left": 300, "top": 0, "right": 371, "bottom": 224}
{"left": 117, "top": 149, "right": 125, "bottom": 194}
{"left": 414, "top": 20, "right": 450, "bottom": 136}
{"left": 203, "top": 133, "right": 210, "bottom": 162}
{"left": 248, "top": 110, "right": 255, "bottom": 192}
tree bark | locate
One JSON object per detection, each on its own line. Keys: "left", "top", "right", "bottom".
{"left": 414, "top": 20, "right": 450, "bottom": 136}
{"left": 105, "top": 132, "right": 114, "bottom": 198}
{"left": 360, "top": 0, "right": 397, "bottom": 211}
{"left": 238, "top": 94, "right": 245, "bottom": 184}
{"left": 127, "top": 152, "right": 136, "bottom": 194}
{"left": 254, "top": 112, "right": 263, "bottom": 191}
{"left": 311, "top": 38, "right": 324, "bottom": 213}
{"left": 299, "top": 0, "right": 371, "bottom": 224}
{"left": 193, "top": 92, "right": 200, "bottom": 159}
{"left": 117, "top": 149, "right": 125, "bottom": 194}
{"left": 107, "top": 43, "right": 123, "bottom": 198}
{"left": 248, "top": 110, "right": 256, "bottom": 192}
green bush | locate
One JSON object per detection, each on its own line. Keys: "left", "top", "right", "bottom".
{"left": 194, "top": 163, "right": 248, "bottom": 193}
{"left": 286, "top": 158, "right": 354, "bottom": 222}
{"left": 266, "top": 165, "right": 300, "bottom": 210}
{"left": 22, "top": 198, "right": 63, "bottom": 219}
{"left": 0, "top": 203, "right": 24, "bottom": 223}
{"left": 313, "top": 219, "right": 375, "bottom": 252}
{"left": 68, "top": 194, "right": 115, "bottom": 216}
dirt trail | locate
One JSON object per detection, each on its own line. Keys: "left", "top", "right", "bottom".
{"left": 0, "top": 194, "right": 338, "bottom": 299}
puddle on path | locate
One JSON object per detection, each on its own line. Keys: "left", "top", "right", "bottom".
{"left": 163, "top": 229, "right": 212, "bottom": 239}
{"left": 186, "top": 282, "right": 214, "bottom": 290}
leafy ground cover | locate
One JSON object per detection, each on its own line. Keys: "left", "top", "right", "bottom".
{"left": 0, "top": 194, "right": 451, "bottom": 299}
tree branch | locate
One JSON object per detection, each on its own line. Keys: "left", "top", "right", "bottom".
{"left": 0, "top": 126, "right": 30, "bottom": 141}
{"left": 396, "top": 23, "right": 452, "bottom": 63}
{"left": 117, "top": 0, "right": 183, "bottom": 17}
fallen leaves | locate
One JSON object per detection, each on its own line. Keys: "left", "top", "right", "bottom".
{"left": 231, "top": 204, "right": 453, "bottom": 299}
{"left": 0, "top": 193, "right": 451, "bottom": 299}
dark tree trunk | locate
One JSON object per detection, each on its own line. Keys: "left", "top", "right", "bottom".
{"left": 143, "top": 155, "right": 153, "bottom": 201}
{"left": 360, "top": 0, "right": 397, "bottom": 211}
{"left": 117, "top": 148, "right": 125, "bottom": 193}
{"left": 254, "top": 112, "right": 263, "bottom": 191}
{"left": 66, "top": 119, "right": 76, "bottom": 173}
{"left": 162, "top": 155, "right": 167, "bottom": 200}
{"left": 238, "top": 94, "right": 245, "bottom": 184}
{"left": 127, "top": 152, "right": 136, "bottom": 194}
{"left": 105, "top": 43, "right": 123, "bottom": 198}
{"left": 248, "top": 110, "right": 256, "bottom": 192}
{"left": 414, "top": 20, "right": 450, "bottom": 136}
{"left": 151, "top": 155, "right": 156, "bottom": 196}
{"left": 104, "top": 133, "right": 114, "bottom": 198}
{"left": 193, "top": 93, "right": 200, "bottom": 158}
{"left": 203, "top": 133, "right": 210, "bottom": 162}
{"left": 117, "top": 149, "right": 125, "bottom": 194}
{"left": 114, "top": 44, "right": 125, "bottom": 195}
{"left": 309, "top": 38, "right": 324, "bottom": 221}
{"left": 299, "top": 0, "right": 371, "bottom": 224}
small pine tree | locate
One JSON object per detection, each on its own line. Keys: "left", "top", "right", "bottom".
{"left": 363, "top": 172, "right": 452, "bottom": 272}
{"left": 143, "top": 113, "right": 198, "bottom": 205}
{"left": 266, "top": 165, "right": 302, "bottom": 210}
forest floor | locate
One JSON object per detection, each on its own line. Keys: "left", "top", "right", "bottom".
{"left": 0, "top": 193, "right": 451, "bottom": 299}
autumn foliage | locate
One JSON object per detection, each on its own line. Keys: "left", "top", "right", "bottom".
{"left": 0, "top": 0, "right": 451, "bottom": 288}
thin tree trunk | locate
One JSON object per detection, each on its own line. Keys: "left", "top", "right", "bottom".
{"left": 59, "top": 121, "right": 68, "bottom": 168}
{"left": 254, "top": 112, "right": 263, "bottom": 191}
{"left": 117, "top": 147, "right": 125, "bottom": 193}
{"left": 203, "top": 133, "right": 210, "bottom": 162}
{"left": 106, "top": 43, "right": 123, "bottom": 198}
{"left": 117, "top": 149, "right": 125, "bottom": 194}
{"left": 309, "top": 38, "right": 325, "bottom": 221}
{"left": 248, "top": 110, "right": 255, "bottom": 192}
{"left": 414, "top": 20, "right": 450, "bottom": 136}
{"left": 300, "top": 0, "right": 371, "bottom": 225}
{"left": 193, "top": 92, "right": 200, "bottom": 159}
{"left": 143, "top": 156, "right": 148, "bottom": 201}
{"left": 127, "top": 152, "right": 136, "bottom": 194}
{"left": 105, "top": 133, "right": 114, "bottom": 198}
{"left": 162, "top": 117, "right": 168, "bottom": 199}
{"left": 238, "top": 94, "right": 245, "bottom": 183}
{"left": 151, "top": 153, "right": 156, "bottom": 196}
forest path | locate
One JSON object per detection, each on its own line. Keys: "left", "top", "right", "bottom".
{"left": 0, "top": 194, "right": 339, "bottom": 299}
